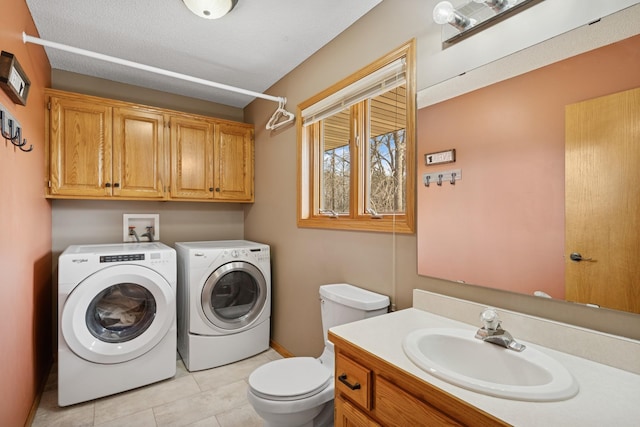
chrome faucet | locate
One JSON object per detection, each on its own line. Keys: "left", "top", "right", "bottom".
{"left": 475, "top": 308, "right": 526, "bottom": 352}
{"left": 141, "top": 226, "right": 154, "bottom": 242}
{"left": 128, "top": 226, "right": 140, "bottom": 243}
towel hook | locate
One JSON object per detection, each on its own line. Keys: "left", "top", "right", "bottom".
{"left": 424, "top": 175, "right": 431, "bottom": 187}
{"left": 0, "top": 108, "right": 33, "bottom": 152}
{"left": 450, "top": 172, "right": 456, "bottom": 185}
{"left": 437, "top": 174, "right": 443, "bottom": 186}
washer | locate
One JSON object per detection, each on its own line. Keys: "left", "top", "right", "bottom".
{"left": 57, "top": 243, "right": 176, "bottom": 406}
{"left": 175, "top": 240, "right": 271, "bottom": 371}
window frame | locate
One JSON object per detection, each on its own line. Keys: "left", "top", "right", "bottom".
{"left": 297, "top": 40, "right": 416, "bottom": 234}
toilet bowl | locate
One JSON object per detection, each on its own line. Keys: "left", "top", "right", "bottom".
{"left": 247, "top": 357, "right": 334, "bottom": 427}
{"left": 247, "top": 284, "right": 390, "bottom": 427}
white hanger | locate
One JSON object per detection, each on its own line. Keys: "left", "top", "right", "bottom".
{"left": 266, "top": 98, "right": 295, "bottom": 131}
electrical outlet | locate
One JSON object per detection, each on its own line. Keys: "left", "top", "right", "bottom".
{"left": 123, "top": 214, "right": 159, "bottom": 242}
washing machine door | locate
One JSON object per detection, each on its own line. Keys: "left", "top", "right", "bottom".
{"left": 201, "top": 261, "right": 267, "bottom": 330}
{"left": 61, "top": 265, "right": 175, "bottom": 364}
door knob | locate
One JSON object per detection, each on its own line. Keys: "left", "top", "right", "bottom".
{"left": 570, "top": 252, "right": 592, "bottom": 262}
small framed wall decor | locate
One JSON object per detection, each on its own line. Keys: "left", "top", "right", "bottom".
{"left": 425, "top": 148, "right": 456, "bottom": 166}
{"left": 0, "top": 51, "right": 31, "bottom": 106}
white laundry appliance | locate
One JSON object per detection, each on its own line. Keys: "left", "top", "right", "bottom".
{"left": 57, "top": 243, "right": 177, "bottom": 406}
{"left": 175, "top": 240, "right": 271, "bottom": 371}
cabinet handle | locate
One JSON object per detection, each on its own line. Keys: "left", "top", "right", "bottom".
{"left": 209, "top": 187, "right": 214, "bottom": 192}
{"left": 338, "top": 374, "right": 361, "bottom": 390}
{"left": 215, "top": 187, "right": 220, "bottom": 192}
{"left": 114, "top": 183, "right": 120, "bottom": 188}
{"left": 105, "top": 182, "right": 111, "bottom": 188}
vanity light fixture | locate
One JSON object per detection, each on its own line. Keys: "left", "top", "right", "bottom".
{"left": 182, "top": 0, "right": 238, "bottom": 19}
{"left": 433, "top": 0, "right": 545, "bottom": 47}
{"left": 472, "top": 0, "right": 515, "bottom": 13}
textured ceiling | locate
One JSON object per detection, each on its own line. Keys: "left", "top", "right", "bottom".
{"left": 25, "top": 0, "right": 382, "bottom": 108}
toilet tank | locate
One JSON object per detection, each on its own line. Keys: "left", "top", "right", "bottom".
{"left": 319, "top": 284, "right": 390, "bottom": 343}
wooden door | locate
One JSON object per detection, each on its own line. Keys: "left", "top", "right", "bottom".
{"left": 48, "top": 95, "right": 112, "bottom": 197}
{"left": 565, "top": 87, "right": 640, "bottom": 313}
{"left": 214, "top": 123, "right": 254, "bottom": 201}
{"left": 169, "top": 115, "right": 214, "bottom": 199}
{"left": 112, "top": 107, "right": 166, "bottom": 199}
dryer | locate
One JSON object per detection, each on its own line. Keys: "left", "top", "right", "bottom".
{"left": 175, "top": 240, "right": 271, "bottom": 371}
{"left": 57, "top": 243, "right": 176, "bottom": 406}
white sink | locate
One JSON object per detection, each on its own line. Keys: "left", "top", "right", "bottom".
{"left": 402, "top": 328, "right": 579, "bottom": 401}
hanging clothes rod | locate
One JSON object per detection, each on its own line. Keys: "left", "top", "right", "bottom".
{"left": 22, "top": 32, "right": 285, "bottom": 104}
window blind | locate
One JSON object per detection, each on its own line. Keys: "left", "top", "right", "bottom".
{"left": 301, "top": 57, "right": 406, "bottom": 126}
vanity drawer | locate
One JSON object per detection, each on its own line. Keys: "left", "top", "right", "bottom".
{"left": 336, "top": 353, "right": 372, "bottom": 410}
{"left": 375, "top": 377, "right": 462, "bottom": 426}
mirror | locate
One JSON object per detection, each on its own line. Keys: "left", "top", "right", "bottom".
{"left": 417, "top": 30, "right": 640, "bottom": 314}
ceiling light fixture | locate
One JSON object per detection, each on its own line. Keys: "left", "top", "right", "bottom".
{"left": 182, "top": 0, "right": 238, "bottom": 19}
{"left": 433, "top": 0, "right": 544, "bottom": 47}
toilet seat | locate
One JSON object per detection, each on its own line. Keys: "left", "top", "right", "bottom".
{"left": 249, "top": 357, "right": 332, "bottom": 401}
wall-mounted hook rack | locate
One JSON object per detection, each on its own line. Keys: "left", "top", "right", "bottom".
{"left": 0, "top": 102, "right": 32, "bottom": 152}
{"left": 423, "top": 169, "right": 461, "bottom": 187}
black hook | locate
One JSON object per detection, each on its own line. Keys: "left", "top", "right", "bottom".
{"left": 450, "top": 172, "right": 456, "bottom": 185}
{"left": 1, "top": 111, "right": 33, "bottom": 152}
{"left": 437, "top": 174, "right": 443, "bottom": 186}
{"left": 424, "top": 175, "right": 431, "bottom": 187}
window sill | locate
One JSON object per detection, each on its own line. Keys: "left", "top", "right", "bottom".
{"left": 297, "top": 217, "right": 414, "bottom": 234}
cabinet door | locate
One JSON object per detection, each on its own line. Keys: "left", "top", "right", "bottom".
{"left": 335, "top": 396, "right": 381, "bottom": 427}
{"left": 48, "top": 95, "right": 112, "bottom": 197}
{"left": 169, "top": 115, "right": 214, "bottom": 199}
{"left": 112, "top": 107, "right": 166, "bottom": 199}
{"left": 375, "top": 377, "right": 462, "bottom": 426}
{"left": 213, "top": 123, "right": 254, "bottom": 201}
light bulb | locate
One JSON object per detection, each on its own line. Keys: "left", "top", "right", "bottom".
{"left": 432, "top": 1, "right": 455, "bottom": 25}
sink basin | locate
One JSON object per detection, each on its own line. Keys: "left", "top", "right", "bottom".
{"left": 402, "top": 328, "right": 579, "bottom": 401}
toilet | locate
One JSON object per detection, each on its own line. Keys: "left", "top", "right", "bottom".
{"left": 247, "top": 283, "right": 390, "bottom": 427}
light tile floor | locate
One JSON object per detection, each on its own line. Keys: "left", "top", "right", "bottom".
{"left": 32, "top": 349, "right": 283, "bottom": 427}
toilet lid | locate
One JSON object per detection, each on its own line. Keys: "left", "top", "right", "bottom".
{"left": 248, "top": 357, "right": 332, "bottom": 401}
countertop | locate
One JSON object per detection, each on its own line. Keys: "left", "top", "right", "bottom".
{"left": 330, "top": 308, "right": 640, "bottom": 426}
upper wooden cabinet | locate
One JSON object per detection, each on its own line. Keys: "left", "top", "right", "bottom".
{"left": 214, "top": 123, "right": 254, "bottom": 201}
{"left": 169, "top": 114, "right": 215, "bottom": 200}
{"left": 47, "top": 94, "right": 113, "bottom": 197}
{"left": 112, "top": 107, "right": 166, "bottom": 199}
{"left": 168, "top": 115, "right": 254, "bottom": 202}
{"left": 45, "top": 89, "right": 254, "bottom": 202}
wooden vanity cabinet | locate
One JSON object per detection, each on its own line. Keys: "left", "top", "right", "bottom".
{"left": 46, "top": 89, "right": 254, "bottom": 202}
{"left": 331, "top": 332, "right": 509, "bottom": 427}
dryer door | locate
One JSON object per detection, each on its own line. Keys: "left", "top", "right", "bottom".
{"left": 61, "top": 265, "right": 175, "bottom": 364}
{"left": 201, "top": 261, "right": 267, "bottom": 330}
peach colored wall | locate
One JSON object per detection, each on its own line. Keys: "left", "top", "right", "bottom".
{"left": 0, "top": 2, "right": 52, "bottom": 426}
{"left": 417, "top": 35, "right": 640, "bottom": 298}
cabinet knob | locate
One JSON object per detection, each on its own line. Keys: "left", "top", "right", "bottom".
{"left": 105, "top": 182, "right": 111, "bottom": 188}
{"left": 114, "top": 183, "right": 120, "bottom": 188}
{"left": 215, "top": 187, "right": 221, "bottom": 192}
{"left": 209, "top": 187, "right": 214, "bottom": 192}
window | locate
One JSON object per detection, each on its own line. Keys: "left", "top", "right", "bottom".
{"left": 297, "top": 40, "right": 416, "bottom": 233}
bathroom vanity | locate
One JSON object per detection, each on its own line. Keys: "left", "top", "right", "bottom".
{"left": 329, "top": 290, "right": 640, "bottom": 426}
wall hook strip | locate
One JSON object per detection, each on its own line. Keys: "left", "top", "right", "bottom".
{"left": 423, "top": 169, "right": 462, "bottom": 187}
{"left": 0, "top": 106, "right": 33, "bottom": 152}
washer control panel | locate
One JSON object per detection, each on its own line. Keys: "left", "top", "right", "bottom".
{"left": 100, "top": 253, "right": 145, "bottom": 263}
